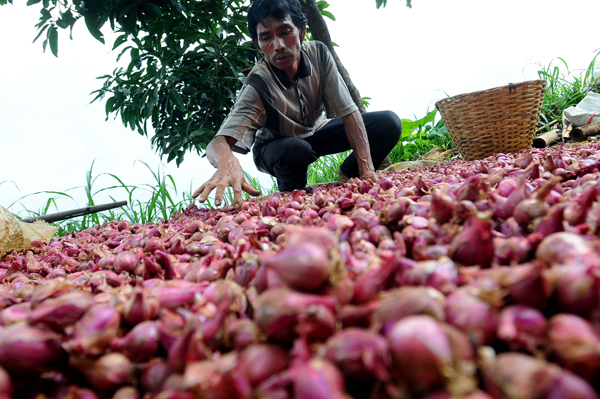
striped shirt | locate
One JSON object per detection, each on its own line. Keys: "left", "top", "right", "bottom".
{"left": 215, "top": 40, "right": 358, "bottom": 160}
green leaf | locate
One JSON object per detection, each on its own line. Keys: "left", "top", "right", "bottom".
{"left": 144, "top": 2, "right": 163, "bottom": 17}
{"left": 406, "top": 0, "right": 412, "bottom": 8}
{"left": 33, "top": 24, "right": 49, "bottom": 43}
{"left": 26, "top": 0, "right": 41, "bottom": 5}
{"left": 169, "top": 90, "right": 185, "bottom": 111}
{"left": 84, "top": 13, "right": 105, "bottom": 44}
{"left": 48, "top": 26, "right": 58, "bottom": 57}
{"left": 320, "top": 10, "right": 335, "bottom": 21}
{"left": 112, "top": 34, "right": 128, "bottom": 50}
{"left": 105, "top": 96, "right": 116, "bottom": 115}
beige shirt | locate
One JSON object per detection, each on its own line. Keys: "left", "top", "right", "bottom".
{"left": 215, "top": 40, "right": 358, "bottom": 156}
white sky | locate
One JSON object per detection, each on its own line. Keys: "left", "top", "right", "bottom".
{"left": 1, "top": 0, "right": 599, "bottom": 215}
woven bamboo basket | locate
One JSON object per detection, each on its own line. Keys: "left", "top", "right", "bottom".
{"left": 435, "top": 79, "right": 547, "bottom": 161}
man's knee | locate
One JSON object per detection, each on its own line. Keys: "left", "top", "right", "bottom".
{"left": 380, "top": 110, "right": 402, "bottom": 145}
{"left": 274, "top": 138, "right": 315, "bottom": 170}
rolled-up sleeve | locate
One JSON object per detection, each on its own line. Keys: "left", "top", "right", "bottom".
{"left": 215, "top": 83, "right": 267, "bottom": 154}
{"left": 318, "top": 43, "right": 359, "bottom": 119}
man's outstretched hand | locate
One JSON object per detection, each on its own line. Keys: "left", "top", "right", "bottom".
{"left": 192, "top": 157, "right": 261, "bottom": 209}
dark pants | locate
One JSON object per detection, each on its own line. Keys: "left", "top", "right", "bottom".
{"left": 253, "top": 111, "right": 402, "bottom": 191}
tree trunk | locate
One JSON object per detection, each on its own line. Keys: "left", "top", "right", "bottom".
{"left": 299, "top": 0, "right": 367, "bottom": 113}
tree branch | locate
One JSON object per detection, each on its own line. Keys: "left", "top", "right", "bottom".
{"left": 299, "top": 0, "right": 366, "bottom": 113}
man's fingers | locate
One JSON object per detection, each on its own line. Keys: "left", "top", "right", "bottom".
{"left": 192, "top": 183, "right": 207, "bottom": 199}
{"left": 242, "top": 181, "right": 261, "bottom": 197}
{"left": 233, "top": 183, "right": 243, "bottom": 209}
{"left": 214, "top": 184, "right": 226, "bottom": 207}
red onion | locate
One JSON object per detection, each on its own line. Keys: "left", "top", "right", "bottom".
{"left": 291, "top": 358, "right": 348, "bottom": 399}
{"left": 237, "top": 344, "right": 289, "bottom": 386}
{"left": 513, "top": 176, "right": 561, "bottom": 229}
{"left": 264, "top": 243, "right": 332, "bottom": 292}
{"left": 0, "top": 324, "right": 66, "bottom": 374}
{"left": 114, "top": 250, "right": 139, "bottom": 273}
{"left": 497, "top": 305, "right": 547, "bottom": 353}
{"left": 254, "top": 288, "right": 337, "bottom": 343}
{"left": 535, "top": 232, "right": 597, "bottom": 266}
{"left": 544, "top": 369, "right": 599, "bottom": 399}
{"left": 482, "top": 351, "right": 561, "bottom": 399}
{"left": 324, "top": 327, "right": 391, "bottom": 381}
{"left": 111, "top": 320, "right": 159, "bottom": 362}
{"left": 28, "top": 290, "right": 95, "bottom": 330}
{"left": 139, "top": 360, "right": 172, "bottom": 394}
{"left": 386, "top": 315, "right": 475, "bottom": 394}
{"left": 0, "top": 366, "right": 12, "bottom": 399}
{"left": 548, "top": 313, "right": 600, "bottom": 380}
{"left": 0, "top": 302, "right": 30, "bottom": 325}
{"left": 445, "top": 290, "right": 497, "bottom": 346}
{"left": 371, "top": 286, "right": 446, "bottom": 334}
{"left": 70, "top": 304, "right": 121, "bottom": 356}
{"left": 450, "top": 214, "right": 494, "bottom": 267}
{"left": 399, "top": 256, "right": 459, "bottom": 293}
{"left": 552, "top": 264, "right": 600, "bottom": 315}
{"left": 353, "top": 251, "right": 397, "bottom": 304}
{"left": 70, "top": 353, "right": 134, "bottom": 392}
{"left": 564, "top": 181, "right": 599, "bottom": 226}
{"left": 225, "top": 318, "right": 260, "bottom": 350}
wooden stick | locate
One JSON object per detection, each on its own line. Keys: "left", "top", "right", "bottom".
{"left": 19, "top": 201, "right": 128, "bottom": 224}
{"left": 571, "top": 122, "right": 600, "bottom": 141}
{"left": 532, "top": 129, "right": 560, "bottom": 148}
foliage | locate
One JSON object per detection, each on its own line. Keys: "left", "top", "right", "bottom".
{"left": 537, "top": 49, "right": 600, "bottom": 131}
{"left": 376, "top": 0, "right": 412, "bottom": 9}
{"left": 8, "top": 160, "right": 199, "bottom": 236}
{"left": 387, "top": 108, "right": 454, "bottom": 164}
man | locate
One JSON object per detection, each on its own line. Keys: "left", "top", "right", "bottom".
{"left": 192, "top": 0, "right": 401, "bottom": 208}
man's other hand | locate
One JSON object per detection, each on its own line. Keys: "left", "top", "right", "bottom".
{"left": 192, "top": 157, "right": 261, "bottom": 209}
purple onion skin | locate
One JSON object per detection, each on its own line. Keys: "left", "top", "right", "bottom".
{"left": 497, "top": 305, "right": 547, "bottom": 353}
{"left": 324, "top": 327, "right": 391, "bottom": 381}
{"left": 386, "top": 316, "right": 452, "bottom": 393}
{"left": 111, "top": 321, "right": 159, "bottom": 362}
{"left": 445, "top": 291, "right": 497, "bottom": 346}
{"left": 237, "top": 344, "right": 289, "bottom": 387}
{"left": 544, "top": 369, "right": 599, "bottom": 399}
{"left": 0, "top": 324, "right": 67, "bottom": 374}
{"left": 0, "top": 366, "right": 12, "bottom": 399}
{"left": 113, "top": 386, "right": 140, "bottom": 399}
{"left": 70, "top": 353, "right": 134, "bottom": 392}
{"left": 28, "top": 290, "right": 95, "bottom": 330}
{"left": 291, "top": 358, "right": 349, "bottom": 399}
{"left": 71, "top": 305, "right": 121, "bottom": 356}
{"left": 450, "top": 214, "right": 494, "bottom": 268}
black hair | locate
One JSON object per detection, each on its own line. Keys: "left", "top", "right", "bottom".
{"left": 247, "top": 0, "right": 307, "bottom": 41}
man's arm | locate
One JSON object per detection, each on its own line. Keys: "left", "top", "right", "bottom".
{"left": 192, "top": 135, "right": 260, "bottom": 208}
{"left": 342, "top": 110, "right": 379, "bottom": 181}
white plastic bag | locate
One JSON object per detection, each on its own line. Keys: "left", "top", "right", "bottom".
{"left": 0, "top": 205, "right": 58, "bottom": 257}
{"left": 563, "top": 92, "right": 600, "bottom": 127}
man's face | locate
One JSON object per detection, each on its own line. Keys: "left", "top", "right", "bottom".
{"left": 254, "top": 15, "right": 306, "bottom": 79}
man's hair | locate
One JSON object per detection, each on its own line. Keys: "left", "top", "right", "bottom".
{"left": 247, "top": 0, "right": 308, "bottom": 41}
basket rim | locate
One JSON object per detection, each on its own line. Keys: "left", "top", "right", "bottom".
{"left": 434, "top": 79, "right": 547, "bottom": 107}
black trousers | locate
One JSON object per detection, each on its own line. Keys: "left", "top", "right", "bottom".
{"left": 252, "top": 110, "right": 402, "bottom": 191}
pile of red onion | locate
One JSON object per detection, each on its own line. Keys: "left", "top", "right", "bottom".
{"left": 3, "top": 143, "right": 600, "bottom": 398}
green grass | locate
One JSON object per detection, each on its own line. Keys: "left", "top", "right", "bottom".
{"left": 7, "top": 160, "right": 198, "bottom": 236}
{"left": 536, "top": 49, "right": 600, "bottom": 130}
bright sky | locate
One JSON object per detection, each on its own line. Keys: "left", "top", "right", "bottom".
{"left": 1, "top": 0, "right": 599, "bottom": 215}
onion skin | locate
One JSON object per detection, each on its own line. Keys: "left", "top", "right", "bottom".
{"left": 28, "top": 290, "right": 95, "bottom": 330}
{"left": 0, "top": 324, "right": 67, "bottom": 374}
{"left": 497, "top": 305, "right": 547, "bottom": 353}
{"left": 237, "top": 344, "right": 289, "bottom": 386}
{"left": 445, "top": 291, "right": 497, "bottom": 346}
{"left": 482, "top": 352, "right": 561, "bottom": 399}
{"left": 324, "top": 327, "right": 391, "bottom": 381}
{"left": 450, "top": 214, "right": 494, "bottom": 268}
{"left": 291, "top": 358, "right": 350, "bottom": 399}
{"left": 371, "top": 286, "right": 446, "bottom": 335}
{"left": 0, "top": 366, "right": 11, "bottom": 399}
{"left": 111, "top": 320, "right": 159, "bottom": 362}
{"left": 264, "top": 243, "right": 332, "bottom": 292}
{"left": 70, "top": 304, "right": 121, "bottom": 356}
{"left": 70, "top": 353, "right": 134, "bottom": 392}
{"left": 386, "top": 315, "right": 453, "bottom": 393}
{"left": 548, "top": 313, "right": 600, "bottom": 380}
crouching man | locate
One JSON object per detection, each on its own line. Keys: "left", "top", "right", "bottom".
{"left": 193, "top": 0, "right": 401, "bottom": 208}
